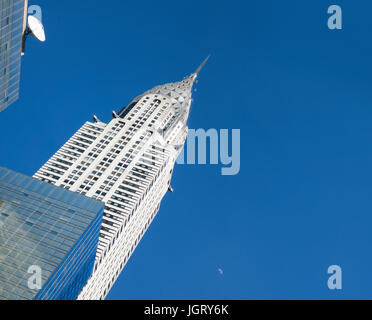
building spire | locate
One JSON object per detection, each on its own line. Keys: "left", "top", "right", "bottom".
{"left": 124, "top": 55, "right": 210, "bottom": 118}
{"left": 194, "top": 54, "right": 211, "bottom": 78}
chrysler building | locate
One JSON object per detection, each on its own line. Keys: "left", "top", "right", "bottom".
{"left": 33, "top": 57, "right": 209, "bottom": 299}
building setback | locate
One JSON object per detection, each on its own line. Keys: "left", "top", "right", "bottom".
{"left": 34, "top": 57, "right": 208, "bottom": 299}
{"left": 0, "top": 0, "right": 28, "bottom": 112}
{"left": 0, "top": 167, "right": 104, "bottom": 300}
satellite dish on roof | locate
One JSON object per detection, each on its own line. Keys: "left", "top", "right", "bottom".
{"left": 22, "top": 13, "right": 46, "bottom": 55}
{"left": 27, "top": 15, "right": 46, "bottom": 42}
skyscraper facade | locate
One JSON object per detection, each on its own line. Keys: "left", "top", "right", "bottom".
{"left": 0, "top": 167, "right": 104, "bottom": 300}
{"left": 34, "top": 58, "right": 208, "bottom": 299}
{"left": 0, "top": 0, "right": 28, "bottom": 112}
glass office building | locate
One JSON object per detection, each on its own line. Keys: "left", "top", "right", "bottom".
{"left": 0, "top": 0, "right": 28, "bottom": 112}
{"left": 0, "top": 167, "right": 104, "bottom": 300}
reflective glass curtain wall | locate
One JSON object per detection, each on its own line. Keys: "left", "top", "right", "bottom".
{"left": 0, "top": 0, "right": 27, "bottom": 112}
{"left": 0, "top": 167, "right": 104, "bottom": 300}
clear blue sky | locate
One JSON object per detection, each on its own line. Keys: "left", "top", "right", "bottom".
{"left": 1, "top": 0, "right": 372, "bottom": 299}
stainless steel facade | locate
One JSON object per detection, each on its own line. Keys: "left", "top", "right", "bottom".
{"left": 33, "top": 59, "right": 207, "bottom": 299}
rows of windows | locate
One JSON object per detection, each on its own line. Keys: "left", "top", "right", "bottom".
{"left": 0, "top": 167, "right": 103, "bottom": 300}
{"left": 94, "top": 143, "right": 171, "bottom": 264}
{"left": 34, "top": 91, "right": 187, "bottom": 297}
{"left": 64, "top": 121, "right": 126, "bottom": 193}
{"left": 0, "top": 0, "right": 26, "bottom": 112}
{"left": 59, "top": 97, "right": 172, "bottom": 260}
{"left": 35, "top": 122, "right": 105, "bottom": 185}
